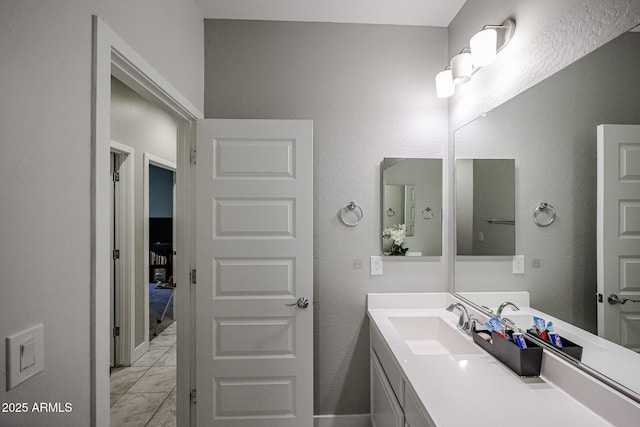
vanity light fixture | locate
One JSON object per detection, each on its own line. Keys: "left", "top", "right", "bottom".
{"left": 435, "top": 66, "right": 455, "bottom": 98}
{"left": 470, "top": 28, "right": 497, "bottom": 67}
{"left": 436, "top": 18, "right": 515, "bottom": 98}
{"left": 451, "top": 51, "right": 473, "bottom": 85}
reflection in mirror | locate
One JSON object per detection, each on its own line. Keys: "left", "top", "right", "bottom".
{"left": 383, "top": 185, "right": 411, "bottom": 235}
{"left": 454, "top": 28, "right": 640, "bottom": 399}
{"left": 381, "top": 158, "right": 442, "bottom": 256}
{"left": 456, "top": 159, "right": 515, "bottom": 255}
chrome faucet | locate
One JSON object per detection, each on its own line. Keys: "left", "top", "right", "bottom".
{"left": 446, "top": 303, "right": 470, "bottom": 334}
{"left": 496, "top": 301, "right": 520, "bottom": 320}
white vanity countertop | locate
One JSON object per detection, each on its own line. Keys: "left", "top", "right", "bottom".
{"left": 368, "top": 294, "right": 615, "bottom": 427}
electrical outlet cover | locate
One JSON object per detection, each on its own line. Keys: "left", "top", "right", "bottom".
{"left": 512, "top": 255, "right": 525, "bottom": 275}
{"left": 370, "top": 256, "right": 383, "bottom": 275}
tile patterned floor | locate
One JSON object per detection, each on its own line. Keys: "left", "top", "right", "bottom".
{"left": 111, "top": 322, "right": 176, "bottom": 427}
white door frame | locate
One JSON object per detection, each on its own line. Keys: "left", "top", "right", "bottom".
{"left": 110, "top": 141, "right": 136, "bottom": 366}
{"left": 92, "top": 16, "right": 202, "bottom": 427}
{"left": 144, "top": 153, "right": 177, "bottom": 349}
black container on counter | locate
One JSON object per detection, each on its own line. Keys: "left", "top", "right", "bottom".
{"left": 472, "top": 329, "right": 543, "bottom": 377}
{"left": 526, "top": 330, "right": 583, "bottom": 361}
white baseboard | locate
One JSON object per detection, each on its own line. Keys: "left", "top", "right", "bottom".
{"left": 314, "top": 414, "right": 371, "bottom": 427}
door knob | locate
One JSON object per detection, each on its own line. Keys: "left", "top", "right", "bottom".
{"left": 286, "top": 297, "right": 310, "bottom": 309}
{"left": 607, "top": 294, "right": 640, "bottom": 305}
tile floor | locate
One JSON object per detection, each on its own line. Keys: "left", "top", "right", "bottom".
{"left": 110, "top": 321, "right": 176, "bottom": 427}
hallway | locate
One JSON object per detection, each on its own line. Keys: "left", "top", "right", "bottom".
{"left": 110, "top": 322, "right": 176, "bottom": 426}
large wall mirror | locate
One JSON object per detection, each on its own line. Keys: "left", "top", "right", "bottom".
{"left": 381, "top": 158, "right": 442, "bottom": 256}
{"left": 455, "top": 28, "right": 640, "bottom": 399}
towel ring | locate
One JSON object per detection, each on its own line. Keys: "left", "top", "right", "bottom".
{"left": 533, "top": 202, "right": 556, "bottom": 227}
{"left": 422, "top": 207, "right": 434, "bottom": 220}
{"left": 386, "top": 208, "right": 395, "bottom": 217}
{"left": 339, "top": 201, "right": 364, "bottom": 227}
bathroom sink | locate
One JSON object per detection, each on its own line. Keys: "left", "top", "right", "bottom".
{"left": 388, "top": 316, "right": 481, "bottom": 355}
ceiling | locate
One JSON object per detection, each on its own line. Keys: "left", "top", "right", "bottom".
{"left": 194, "top": 0, "right": 467, "bottom": 27}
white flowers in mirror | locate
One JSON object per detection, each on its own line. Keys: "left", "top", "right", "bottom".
{"left": 382, "top": 223, "right": 409, "bottom": 256}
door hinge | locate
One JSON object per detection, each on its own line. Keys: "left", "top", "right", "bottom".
{"left": 190, "top": 389, "right": 197, "bottom": 405}
{"left": 112, "top": 249, "right": 120, "bottom": 260}
{"left": 190, "top": 149, "right": 197, "bottom": 165}
{"left": 190, "top": 269, "right": 197, "bottom": 284}
{"left": 113, "top": 327, "right": 120, "bottom": 337}
{"left": 113, "top": 171, "right": 120, "bottom": 182}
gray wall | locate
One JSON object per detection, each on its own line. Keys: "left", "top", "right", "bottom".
{"left": 111, "top": 77, "right": 177, "bottom": 349}
{"left": 471, "top": 159, "right": 515, "bottom": 256}
{"left": 204, "top": 19, "right": 448, "bottom": 415}
{"left": 455, "top": 31, "right": 640, "bottom": 331}
{"left": 0, "top": 2, "right": 202, "bottom": 425}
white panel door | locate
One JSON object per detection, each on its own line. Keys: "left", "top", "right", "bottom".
{"left": 196, "top": 119, "right": 313, "bottom": 426}
{"left": 597, "top": 124, "right": 640, "bottom": 351}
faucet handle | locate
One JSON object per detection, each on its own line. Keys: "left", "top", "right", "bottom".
{"left": 468, "top": 315, "right": 485, "bottom": 333}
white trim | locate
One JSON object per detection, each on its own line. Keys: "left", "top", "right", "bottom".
{"left": 110, "top": 141, "right": 136, "bottom": 366}
{"left": 314, "top": 414, "right": 372, "bottom": 427}
{"left": 110, "top": 45, "right": 200, "bottom": 124}
{"left": 92, "top": 16, "right": 202, "bottom": 427}
{"left": 143, "top": 153, "right": 177, "bottom": 352}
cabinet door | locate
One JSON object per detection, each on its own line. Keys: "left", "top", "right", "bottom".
{"left": 371, "top": 353, "right": 404, "bottom": 427}
{"left": 371, "top": 327, "right": 403, "bottom": 403}
{"left": 404, "top": 385, "right": 436, "bottom": 427}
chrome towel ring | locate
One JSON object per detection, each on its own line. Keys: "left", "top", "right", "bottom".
{"left": 339, "top": 201, "right": 364, "bottom": 227}
{"left": 533, "top": 202, "right": 556, "bottom": 227}
{"left": 422, "top": 207, "right": 434, "bottom": 220}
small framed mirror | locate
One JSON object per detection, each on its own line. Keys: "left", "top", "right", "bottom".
{"left": 381, "top": 158, "right": 442, "bottom": 256}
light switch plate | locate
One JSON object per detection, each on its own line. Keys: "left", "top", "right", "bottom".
{"left": 370, "top": 256, "right": 383, "bottom": 275}
{"left": 6, "top": 323, "right": 44, "bottom": 390}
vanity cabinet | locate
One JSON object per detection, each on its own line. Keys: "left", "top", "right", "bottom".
{"left": 371, "top": 352, "right": 403, "bottom": 427}
{"left": 370, "top": 326, "right": 435, "bottom": 427}
{"left": 404, "top": 385, "right": 434, "bottom": 427}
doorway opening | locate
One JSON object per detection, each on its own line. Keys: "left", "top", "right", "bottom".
{"left": 109, "top": 77, "right": 178, "bottom": 425}
{"left": 93, "top": 16, "right": 202, "bottom": 425}
{"left": 148, "top": 163, "right": 176, "bottom": 340}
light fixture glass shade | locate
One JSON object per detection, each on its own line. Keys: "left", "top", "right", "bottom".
{"left": 451, "top": 52, "right": 472, "bottom": 85}
{"left": 435, "top": 69, "right": 454, "bottom": 98}
{"left": 470, "top": 28, "right": 497, "bottom": 67}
